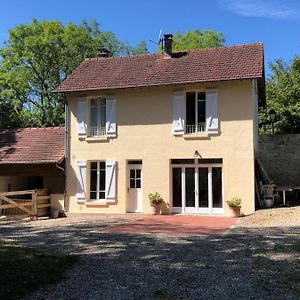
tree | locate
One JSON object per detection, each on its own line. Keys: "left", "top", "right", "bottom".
{"left": 171, "top": 29, "right": 225, "bottom": 51}
{"left": 0, "top": 19, "right": 148, "bottom": 128}
{"left": 259, "top": 57, "right": 300, "bottom": 134}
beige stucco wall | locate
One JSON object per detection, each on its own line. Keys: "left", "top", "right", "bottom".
{"left": 65, "top": 79, "right": 256, "bottom": 215}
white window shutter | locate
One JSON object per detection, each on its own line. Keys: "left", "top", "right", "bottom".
{"left": 77, "top": 97, "right": 87, "bottom": 137}
{"left": 105, "top": 160, "right": 116, "bottom": 200}
{"left": 76, "top": 160, "right": 86, "bottom": 201}
{"left": 173, "top": 91, "right": 185, "bottom": 135}
{"left": 206, "top": 89, "right": 219, "bottom": 133}
{"left": 106, "top": 96, "right": 116, "bottom": 137}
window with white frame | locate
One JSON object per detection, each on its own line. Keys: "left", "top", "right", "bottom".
{"left": 186, "top": 91, "right": 206, "bottom": 134}
{"left": 89, "top": 98, "right": 106, "bottom": 137}
{"left": 172, "top": 89, "right": 218, "bottom": 136}
{"left": 76, "top": 95, "right": 116, "bottom": 139}
{"left": 90, "top": 161, "right": 106, "bottom": 200}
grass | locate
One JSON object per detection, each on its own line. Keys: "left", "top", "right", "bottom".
{"left": 0, "top": 240, "right": 79, "bottom": 300}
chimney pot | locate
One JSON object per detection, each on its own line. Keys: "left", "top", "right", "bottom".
{"left": 163, "top": 34, "right": 173, "bottom": 56}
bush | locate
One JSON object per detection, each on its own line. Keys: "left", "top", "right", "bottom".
{"left": 226, "top": 197, "right": 241, "bottom": 207}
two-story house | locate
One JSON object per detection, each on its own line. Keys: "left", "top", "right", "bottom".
{"left": 56, "top": 35, "right": 265, "bottom": 216}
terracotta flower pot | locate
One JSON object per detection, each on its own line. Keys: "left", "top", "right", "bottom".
{"left": 150, "top": 205, "right": 160, "bottom": 215}
{"left": 228, "top": 206, "right": 241, "bottom": 217}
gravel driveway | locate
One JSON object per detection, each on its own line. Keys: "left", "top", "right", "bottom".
{"left": 0, "top": 207, "right": 299, "bottom": 300}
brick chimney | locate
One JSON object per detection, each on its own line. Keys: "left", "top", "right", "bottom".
{"left": 163, "top": 34, "right": 173, "bottom": 56}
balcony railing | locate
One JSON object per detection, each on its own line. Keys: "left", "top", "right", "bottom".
{"left": 89, "top": 126, "right": 106, "bottom": 137}
{"left": 185, "top": 123, "right": 206, "bottom": 134}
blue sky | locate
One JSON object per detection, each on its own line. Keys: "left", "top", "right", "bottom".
{"left": 1, "top": 0, "right": 300, "bottom": 76}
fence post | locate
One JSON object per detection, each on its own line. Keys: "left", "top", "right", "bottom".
{"left": 31, "top": 189, "right": 38, "bottom": 221}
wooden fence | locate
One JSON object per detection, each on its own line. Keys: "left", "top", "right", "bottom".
{"left": 0, "top": 189, "right": 50, "bottom": 218}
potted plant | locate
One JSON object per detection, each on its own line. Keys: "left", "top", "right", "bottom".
{"left": 226, "top": 197, "right": 242, "bottom": 217}
{"left": 148, "top": 192, "right": 163, "bottom": 215}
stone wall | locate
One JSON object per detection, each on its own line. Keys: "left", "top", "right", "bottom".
{"left": 258, "top": 134, "right": 300, "bottom": 186}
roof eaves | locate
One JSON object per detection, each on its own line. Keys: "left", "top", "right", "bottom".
{"left": 55, "top": 75, "right": 263, "bottom": 94}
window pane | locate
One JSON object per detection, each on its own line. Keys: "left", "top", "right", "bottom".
{"left": 100, "top": 161, "right": 105, "bottom": 169}
{"left": 136, "top": 179, "right": 141, "bottom": 188}
{"left": 99, "top": 191, "right": 105, "bottom": 199}
{"left": 199, "top": 168, "right": 208, "bottom": 208}
{"left": 90, "top": 170, "right": 97, "bottom": 191}
{"left": 130, "top": 169, "right": 135, "bottom": 179}
{"left": 185, "top": 168, "right": 195, "bottom": 207}
{"left": 130, "top": 179, "right": 135, "bottom": 188}
{"left": 197, "top": 100, "right": 206, "bottom": 123}
{"left": 172, "top": 168, "right": 182, "bottom": 207}
{"left": 100, "top": 98, "right": 106, "bottom": 134}
{"left": 198, "top": 92, "right": 205, "bottom": 100}
{"left": 186, "top": 92, "right": 196, "bottom": 127}
{"left": 90, "top": 192, "right": 97, "bottom": 200}
{"left": 90, "top": 99, "right": 98, "bottom": 130}
{"left": 99, "top": 170, "right": 106, "bottom": 191}
{"left": 136, "top": 169, "right": 141, "bottom": 179}
{"left": 212, "top": 167, "right": 222, "bottom": 208}
{"left": 91, "top": 162, "right": 97, "bottom": 170}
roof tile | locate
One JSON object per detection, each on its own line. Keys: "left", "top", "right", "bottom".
{"left": 0, "top": 127, "right": 64, "bottom": 164}
{"left": 56, "top": 43, "right": 264, "bottom": 93}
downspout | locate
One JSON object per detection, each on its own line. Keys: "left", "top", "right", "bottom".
{"left": 55, "top": 162, "right": 65, "bottom": 172}
{"left": 54, "top": 98, "right": 68, "bottom": 211}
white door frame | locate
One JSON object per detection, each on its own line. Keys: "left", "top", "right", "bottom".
{"left": 127, "top": 164, "right": 142, "bottom": 213}
{"left": 171, "top": 163, "right": 223, "bottom": 215}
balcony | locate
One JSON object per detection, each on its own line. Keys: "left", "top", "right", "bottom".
{"left": 89, "top": 126, "right": 106, "bottom": 137}
{"left": 185, "top": 123, "right": 206, "bottom": 134}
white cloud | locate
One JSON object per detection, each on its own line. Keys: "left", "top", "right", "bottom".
{"left": 220, "top": 0, "right": 299, "bottom": 19}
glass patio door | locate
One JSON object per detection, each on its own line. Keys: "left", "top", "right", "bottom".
{"left": 172, "top": 164, "right": 223, "bottom": 214}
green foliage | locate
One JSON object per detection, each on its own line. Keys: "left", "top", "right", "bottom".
{"left": 259, "top": 57, "right": 300, "bottom": 134}
{"left": 148, "top": 192, "right": 163, "bottom": 206}
{"left": 0, "top": 19, "right": 148, "bottom": 128}
{"left": 226, "top": 197, "right": 241, "bottom": 207}
{"left": 170, "top": 29, "right": 225, "bottom": 52}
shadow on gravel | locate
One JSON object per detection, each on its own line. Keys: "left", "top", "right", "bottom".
{"left": 0, "top": 220, "right": 299, "bottom": 299}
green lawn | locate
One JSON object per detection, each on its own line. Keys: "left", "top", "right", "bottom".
{"left": 0, "top": 241, "right": 78, "bottom": 300}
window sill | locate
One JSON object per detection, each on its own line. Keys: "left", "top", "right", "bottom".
{"left": 85, "top": 199, "right": 116, "bottom": 206}
{"left": 85, "top": 136, "right": 109, "bottom": 143}
{"left": 86, "top": 200, "right": 108, "bottom": 206}
{"left": 183, "top": 133, "right": 209, "bottom": 140}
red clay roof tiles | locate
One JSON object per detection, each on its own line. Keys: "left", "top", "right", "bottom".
{"left": 0, "top": 127, "right": 64, "bottom": 164}
{"left": 56, "top": 43, "right": 264, "bottom": 93}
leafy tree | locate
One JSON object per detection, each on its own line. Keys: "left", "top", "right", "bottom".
{"left": 259, "top": 57, "right": 300, "bottom": 134}
{"left": 0, "top": 19, "right": 148, "bottom": 128}
{"left": 127, "top": 41, "right": 148, "bottom": 55}
{"left": 171, "top": 29, "right": 225, "bottom": 51}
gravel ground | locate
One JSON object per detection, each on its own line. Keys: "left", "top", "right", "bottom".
{"left": 0, "top": 207, "right": 299, "bottom": 300}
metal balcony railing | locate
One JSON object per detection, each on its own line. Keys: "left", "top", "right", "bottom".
{"left": 185, "top": 123, "right": 206, "bottom": 134}
{"left": 89, "top": 127, "right": 106, "bottom": 137}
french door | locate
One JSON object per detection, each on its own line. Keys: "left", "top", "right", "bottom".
{"left": 172, "top": 164, "right": 223, "bottom": 214}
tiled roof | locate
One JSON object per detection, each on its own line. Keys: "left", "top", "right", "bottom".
{"left": 56, "top": 43, "right": 264, "bottom": 93}
{"left": 0, "top": 127, "right": 64, "bottom": 164}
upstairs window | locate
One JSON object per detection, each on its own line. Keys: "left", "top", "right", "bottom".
{"left": 76, "top": 96, "right": 116, "bottom": 139}
{"left": 186, "top": 92, "right": 206, "bottom": 134}
{"left": 89, "top": 98, "right": 106, "bottom": 137}
{"left": 172, "top": 89, "right": 218, "bottom": 136}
